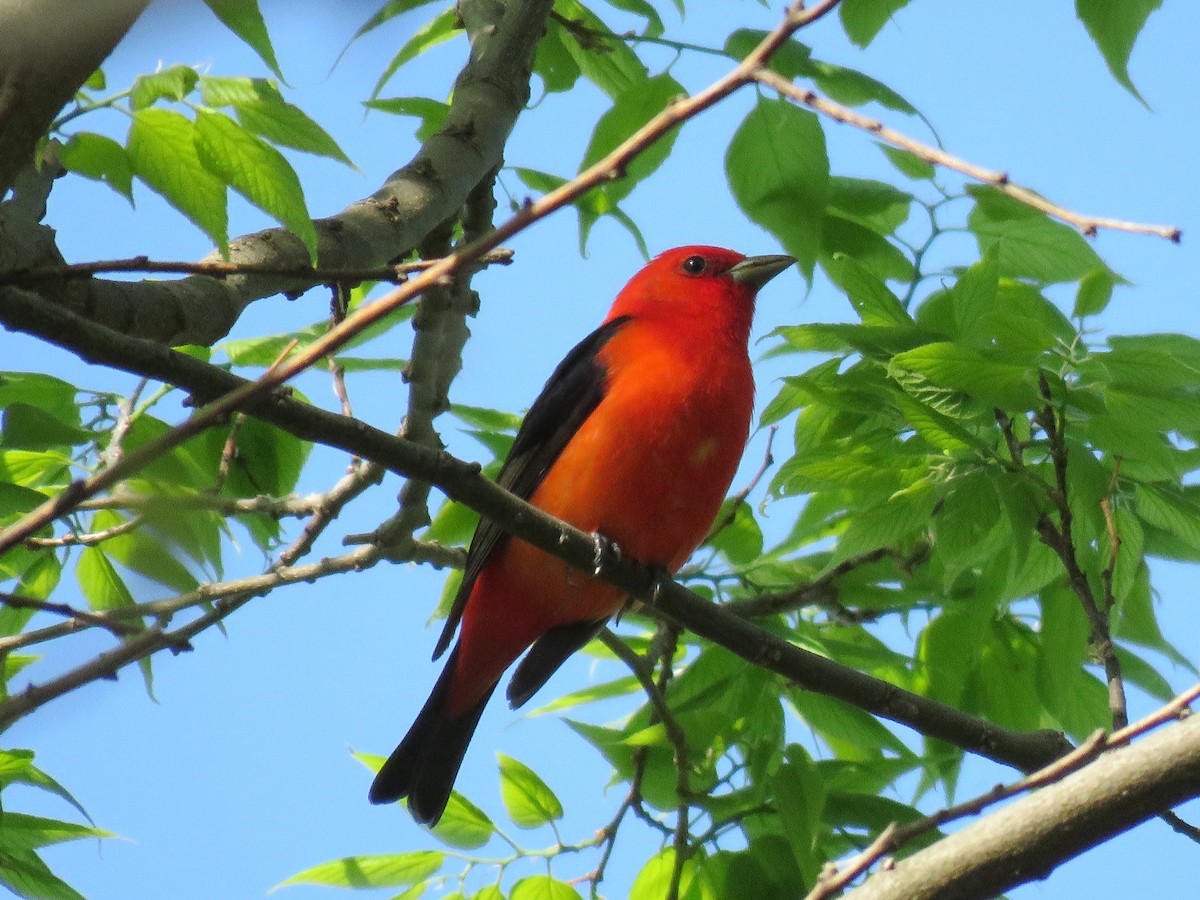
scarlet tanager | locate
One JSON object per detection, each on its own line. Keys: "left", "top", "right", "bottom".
{"left": 369, "top": 245, "right": 794, "bottom": 824}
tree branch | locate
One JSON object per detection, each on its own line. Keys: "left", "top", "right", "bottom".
{"left": 753, "top": 69, "right": 1182, "bottom": 242}
{"left": 0, "top": 0, "right": 151, "bottom": 193}
{"left": 0, "top": 293, "right": 1073, "bottom": 772}
{"left": 0, "top": 0, "right": 550, "bottom": 346}
{"left": 841, "top": 710, "right": 1200, "bottom": 900}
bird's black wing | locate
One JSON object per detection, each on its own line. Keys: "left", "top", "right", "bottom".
{"left": 431, "top": 314, "right": 633, "bottom": 659}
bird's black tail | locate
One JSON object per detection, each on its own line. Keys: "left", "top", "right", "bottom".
{"left": 368, "top": 646, "right": 495, "bottom": 825}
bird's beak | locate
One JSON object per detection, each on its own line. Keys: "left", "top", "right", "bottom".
{"left": 726, "top": 254, "right": 795, "bottom": 289}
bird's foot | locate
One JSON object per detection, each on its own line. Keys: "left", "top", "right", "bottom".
{"left": 590, "top": 531, "right": 622, "bottom": 578}
{"left": 645, "top": 565, "right": 672, "bottom": 610}
{"left": 614, "top": 563, "right": 670, "bottom": 625}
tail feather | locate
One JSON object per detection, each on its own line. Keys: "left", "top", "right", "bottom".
{"left": 369, "top": 647, "right": 496, "bottom": 825}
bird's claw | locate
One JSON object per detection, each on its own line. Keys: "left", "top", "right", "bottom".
{"left": 646, "top": 565, "right": 671, "bottom": 609}
{"left": 591, "top": 531, "right": 621, "bottom": 577}
{"left": 614, "top": 564, "right": 669, "bottom": 625}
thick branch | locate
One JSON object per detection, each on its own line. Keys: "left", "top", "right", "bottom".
{"left": 842, "top": 713, "right": 1200, "bottom": 900}
{"left": 0, "top": 0, "right": 151, "bottom": 193}
{"left": 0, "top": 0, "right": 551, "bottom": 346}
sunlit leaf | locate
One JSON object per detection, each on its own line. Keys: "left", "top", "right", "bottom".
{"left": 202, "top": 0, "right": 284, "bottom": 78}
{"left": 727, "top": 98, "right": 829, "bottom": 280}
{"left": 128, "top": 108, "right": 228, "bottom": 251}
{"left": 1075, "top": 0, "right": 1162, "bottom": 99}
{"left": 275, "top": 851, "right": 443, "bottom": 889}
{"left": 497, "top": 754, "right": 563, "bottom": 829}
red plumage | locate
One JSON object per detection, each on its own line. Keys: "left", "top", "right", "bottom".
{"left": 369, "top": 246, "right": 793, "bottom": 824}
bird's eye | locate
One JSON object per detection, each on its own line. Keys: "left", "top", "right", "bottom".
{"left": 681, "top": 255, "right": 708, "bottom": 276}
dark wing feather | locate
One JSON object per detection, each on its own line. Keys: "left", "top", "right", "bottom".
{"left": 505, "top": 617, "right": 607, "bottom": 709}
{"left": 432, "top": 315, "right": 633, "bottom": 659}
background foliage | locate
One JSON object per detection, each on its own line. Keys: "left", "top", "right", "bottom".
{"left": 0, "top": 1, "right": 1197, "bottom": 898}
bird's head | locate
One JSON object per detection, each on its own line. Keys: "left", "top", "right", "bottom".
{"left": 605, "top": 245, "right": 794, "bottom": 341}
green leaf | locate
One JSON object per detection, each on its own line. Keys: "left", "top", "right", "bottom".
{"left": 822, "top": 218, "right": 914, "bottom": 284}
{"left": 0, "top": 848, "right": 86, "bottom": 900}
{"left": 364, "top": 97, "right": 450, "bottom": 142}
{"left": 335, "top": 357, "right": 410, "bottom": 373}
{"left": 194, "top": 109, "right": 317, "bottom": 261}
{"left": 773, "top": 754, "right": 826, "bottom": 882}
{"left": 201, "top": 0, "right": 284, "bottom": 79}
{"left": 1116, "top": 645, "right": 1176, "bottom": 703}
{"left": 423, "top": 501, "right": 479, "bottom": 549}
{"left": 966, "top": 186, "right": 1108, "bottom": 284}
{"left": 1074, "top": 268, "right": 1116, "bottom": 317}
{"left": 889, "top": 342, "right": 1039, "bottom": 411}
{"left": 347, "top": 0, "right": 442, "bottom": 44}
{"left": 497, "top": 754, "right": 563, "bottom": 829}
{"left": 723, "top": 30, "right": 813, "bottom": 78}
{"left": 1135, "top": 483, "right": 1200, "bottom": 555}
{"left": 199, "top": 77, "right": 352, "bottom": 166}
{"left": 534, "top": 18, "right": 583, "bottom": 94}
{"left": 827, "top": 255, "right": 911, "bottom": 326}
{"left": 707, "top": 499, "right": 763, "bottom": 565}
{"left": 1, "top": 404, "right": 93, "bottom": 451}
{"left": 275, "top": 851, "right": 444, "bottom": 890}
{"left": 529, "top": 674, "right": 640, "bottom": 715}
{"left": 629, "top": 850, "right": 707, "bottom": 900}
{"left": 975, "top": 617, "right": 1042, "bottom": 731}
{"left": 0, "top": 374, "right": 79, "bottom": 425}
{"left": 949, "top": 251, "right": 999, "bottom": 338}
{"left": 0, "top": 482, "right": 49, "bottom": 522}
{"left": 579, "top": 72, "right": 684, "bottom": 205}
{"left": 204, "top": 416, "right": 310, "bottom": 498}
{"left": 827, "top": 177, "right": 912, "bottom": 234}
{"left": 371, "top": 6, "right": 461, "bottom": 100}
{"left": 1075, "top": 0, "right": 1161, "bottom": 99}
{"left": 510, "top": 875, "right": 583, "bottom": 900}
{"left": 789, "top": 690, "right": 912, "bottom": 758}
{"left": 553, "top": 0, "right": 647, "bottom": 99}
{"left": 449, "top": 404, "right": 523, "bottom": 433}
{"left": 0, "top": 813, "right": 109, "bottom": 852}
{"left": 603, "top": 0, "right": 664, "bottom": 36}
{"left": 127, "top": 108, "right": 228, "bottom": 251}
{"left": 839, "top": 0, "right": 913, "bottom": 47}
{"left": 809, "top": 60, "right": 917, "bottom": 114}
{"left": 75, "top": 547, "right": 140, "bottom": 617}
{"left": 429, "top": 792, "right": 495, "bottom": 850}
{"left": 0, "top": 751, "right": 91, "bottom": 824}
{"left": 0, "top": 450, "right": 71, "bottom": 489}
{"left": 727, "top": 98, "right": 829, "bottom": 280}
{"left": 831, "top": 479, "right": 935, "bottom": 562}
{"left": 60, "top": 132, "right": 133, "bottom": 200}
{"left": 130, "top": 64, "right": 199, "bottom": 110}
{"left": 89, "top": 510, "right": 198, "bottom": 594}
{"left": 894, "top": 393, "right": 979, "bottom": 454}
{"left": 220, "top": 323, "right": 326, "bottom": 367}
{"left": 877, "top": 143, "right": 935, "bottom": 180}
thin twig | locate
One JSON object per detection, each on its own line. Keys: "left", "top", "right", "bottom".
{"left": 0, "top": 249, "right": 516, "bottom": 286}
{"left": 753, "top": 69, "right": 1182, "bottom": 242}
{"left": 98, "top": 379, "right": 146, "bottom": 470}
{"left": 0, "top": 538, "right": 463, "bottom": 727}
{"left": 1032, "top": 373, "right": 1127, "bottom": 730}
{"left": 24, "top": 514, "right": 142, "bottom": 549}
{"left": 0, "top": 590, "right": 142, "bottom": 640}
{"left": 0, "top": 538, "right": 459, "bottom": 659}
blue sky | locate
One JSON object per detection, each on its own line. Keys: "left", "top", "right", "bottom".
{"left": 8, "top": 0, "right": 1200, "bottom": 897}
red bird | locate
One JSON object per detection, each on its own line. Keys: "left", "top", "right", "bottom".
{"left": 369, "top": 245, "right": 793, "bottom": 823}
